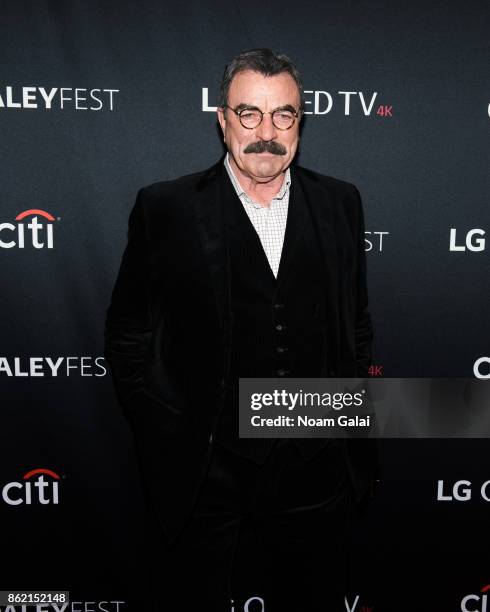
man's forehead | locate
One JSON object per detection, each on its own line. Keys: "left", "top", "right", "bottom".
{"left": 228, "top": 70, "right": 300, "bottom": 105}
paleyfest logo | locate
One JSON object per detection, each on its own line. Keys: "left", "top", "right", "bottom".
{"left": 2, "top": 468, "right": 61, "bottom": 506}
{"left": 0, "top": 209, "right": 58, "bottom": 249}
{"left": 365, "top": 231, "right": 389, "bottom": 252}
{"left": 0, "top": 602, "right": 125, "bottom": 611}
{"left": 462, "top": 584, "right": 490, "bottom": 611}
{"left": 0, "top": 85, "right": 119, "bottom": 111}
{"left": 0, "top": 356, "right": 107, "bottom": 377}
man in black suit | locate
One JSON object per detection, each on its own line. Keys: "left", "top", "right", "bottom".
{"left": 105, "top": 48, "right": 375, "bottom": 611}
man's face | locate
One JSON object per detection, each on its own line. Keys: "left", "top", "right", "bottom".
{"left": 217, "top": 70, "right": 301, "bottom": 182}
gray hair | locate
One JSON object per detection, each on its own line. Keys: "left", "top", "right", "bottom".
{"left": 219, "top": 48, "right": 305, "bottom": 113}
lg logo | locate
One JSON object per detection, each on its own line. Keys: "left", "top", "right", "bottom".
{"left": 0, "top": 209, "right": 57, "bottom": 249}
{"left": 449, "top": 228, "right": 486, "bottom": 252}
{"left": 230, "top": 595, "right": 374, "bottom": 611}
{"left": 437, "top": 480, "right": 490, "bottom": 502}
{"left": 231, "top": 597, "right": 264, "bottom": 611}
{"left": 301, "top": 91, "right": 381, "bottom": 116}
{"left": 202, "top": 88, "right": 391, "bottom": 117}
{"left": 2, "top": 468, "right": 61, "bottom": 505}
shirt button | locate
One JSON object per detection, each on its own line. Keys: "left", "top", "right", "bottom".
{"left": 274, "top": 303, "right": 285, "bottom": 310}
{"left": 277, "top": 369, "right": 289, "bottom": 377}
{"left": 276, "top": 346, "right": 287, "bottom": 354}
{"left": 209, "top": 433, "right": 214, "bottom": 444}
{"left": 275, "top": 324, "right": 285, "bottom": 331}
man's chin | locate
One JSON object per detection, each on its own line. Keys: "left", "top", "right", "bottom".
{"left": 245, "top": 158, "right": 286, "bottom": 179}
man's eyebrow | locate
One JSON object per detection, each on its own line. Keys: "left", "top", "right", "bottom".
{"left": 232, "top": 103, "right": 297, "bottom": 113}
{"left": 233, "top": 103, "right": 260, "bottom": 112}
{"left": 274, "top": 104, "right": 297, "bottom": 113}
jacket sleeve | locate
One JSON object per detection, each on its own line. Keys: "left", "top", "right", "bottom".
{"left": 352, "top": 185, "right": 373, "bottom": 377}
{"left": 104, "top": 188, "right": 153, "bottom": 413}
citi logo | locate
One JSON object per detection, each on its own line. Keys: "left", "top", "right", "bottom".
{"left": 474, "top": 357, "right": 490, "bottom": 379}
{"left": 449, "top": 228, "right": 486, "bottom": 252}
{"left": 2, "top": 468, "right": 61, "bottom": 506}
{"left": 461, "top": 584, "right": 490, "bottom": 611}
{"left": 0, "top": 209, "right": 57, "bottom": 249}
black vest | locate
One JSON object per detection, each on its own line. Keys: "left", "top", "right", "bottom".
{"left": 215, "top": 171, "right": 331, "bottom": 462}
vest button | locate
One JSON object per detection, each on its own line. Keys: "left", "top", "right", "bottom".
{"left": 275, "top": 324, "right": 285, "bottom": 331}
{"left": 274, "top": 303, "right": 285, "bottom": 310}
{"left": 277, "top": 369, "right": 289, "bottom": 377}
{"left": 276, "top": 346, "right": 287, "bottom": 354}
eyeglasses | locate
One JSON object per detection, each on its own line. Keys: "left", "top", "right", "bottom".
{"left": 223, "top": 105, "right": 300, "bottom": 130}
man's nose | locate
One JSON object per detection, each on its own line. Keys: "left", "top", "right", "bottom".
{"left": 255, "top": 113, "right": 277, "bottom": 141}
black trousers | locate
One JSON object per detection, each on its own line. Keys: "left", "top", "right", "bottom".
{"left": 144, "top": 438, "right": 354, "bottom": 612}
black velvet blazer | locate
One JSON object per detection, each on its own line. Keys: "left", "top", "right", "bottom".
{"left": 104, "top": 158, "right": 375, "bottom": 542}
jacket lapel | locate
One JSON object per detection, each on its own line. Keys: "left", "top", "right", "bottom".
{"left": 293, "top": 166, "right": 341, "bottom": 373}
{"left": 192, "top": 160, "right": 231, "bottom": 339}
{"left": 275, "top": 172, "right": 308, "bottom": 285}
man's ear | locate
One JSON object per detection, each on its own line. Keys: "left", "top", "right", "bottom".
{"left": 217, "top": 107, "right": 226, "bottom": 140}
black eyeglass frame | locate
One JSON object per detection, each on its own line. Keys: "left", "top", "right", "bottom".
{"left": 222, "top": 105, "right": 300, "bottom": 130}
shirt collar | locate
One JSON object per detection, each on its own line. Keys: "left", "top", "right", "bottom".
{"left": 224, "top": 153, "right": 291, "bottom": 204}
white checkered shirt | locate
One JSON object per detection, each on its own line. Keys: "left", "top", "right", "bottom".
{"left": 224, "top": 153, "right": 291, "bottom": 278}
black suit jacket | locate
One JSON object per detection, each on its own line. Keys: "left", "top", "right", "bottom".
{"left": 104, "top": 159, "right": 376, "bottom": 543}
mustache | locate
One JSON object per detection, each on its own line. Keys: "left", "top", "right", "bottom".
{"left": 243, "top": 141, "right": 287, "bottom": 155}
